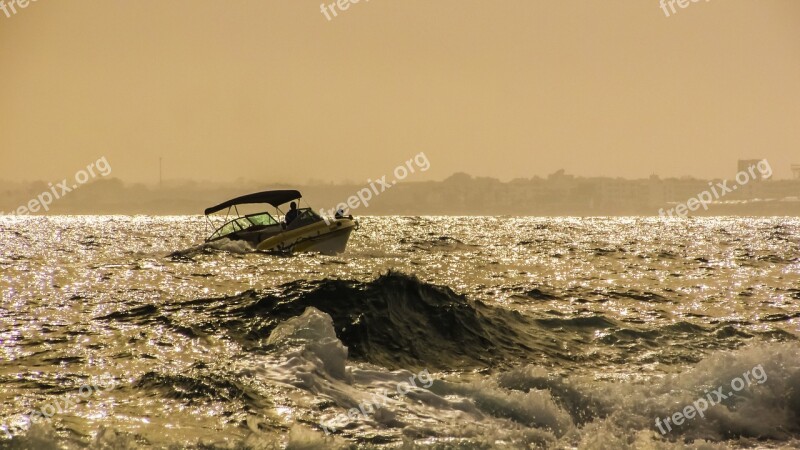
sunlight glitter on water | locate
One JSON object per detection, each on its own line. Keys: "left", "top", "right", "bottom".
{"left": 1, "top": 216, "right": 799, "bottom": 448}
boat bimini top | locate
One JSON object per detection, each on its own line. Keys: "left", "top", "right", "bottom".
{"left": 203, "top": 190, "right": 302, "bottom": 216}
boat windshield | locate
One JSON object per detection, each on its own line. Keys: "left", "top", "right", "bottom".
{"left": 208, "top": 212, "right": 278, "bottom": 241}
{"left": 209, "top": 222, "right": 240, "bottom": 241}
{"left": 246, "top": 213, "right": 278, "bottom": 227}
{"left": 286, "top": 208, "right": 323, "bottom": 229}
{"left": 234, "top": 218, "right": 252, "bottom": 230}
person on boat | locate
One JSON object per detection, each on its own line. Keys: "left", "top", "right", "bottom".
{"left": 285, "top": 202, "right": 299, "bottom": 225}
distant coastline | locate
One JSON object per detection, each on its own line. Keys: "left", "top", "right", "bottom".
{"left": 1, "top": 171, "right": 799, "bottom": 216}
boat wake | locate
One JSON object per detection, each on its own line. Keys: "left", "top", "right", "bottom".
{"left": 167, "top": 237, "right": 256, "bottom": 260}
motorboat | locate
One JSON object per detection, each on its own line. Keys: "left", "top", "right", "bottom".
{"left": 204, "top": 190, "right": 358, "bottom": 254}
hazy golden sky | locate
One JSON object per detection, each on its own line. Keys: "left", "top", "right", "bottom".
{"left": 1, "top": 1, "right": 798, "bottom": 184}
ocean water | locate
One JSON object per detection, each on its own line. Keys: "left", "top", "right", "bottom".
{"left": 1, "top": 216, "right": 799, "bottom": 449}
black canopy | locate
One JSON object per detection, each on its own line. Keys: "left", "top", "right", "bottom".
{"left": 204, "top": 190, "right": 302, "bottom": 215}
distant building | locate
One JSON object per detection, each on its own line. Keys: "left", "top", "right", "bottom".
{"left": 738, "top": 159, "right": 762, "bottom": 172}
{"left": 792, "top": 164, "right": 800, "bottom": 179}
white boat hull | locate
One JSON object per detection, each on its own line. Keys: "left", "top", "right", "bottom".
{"left": 256, "top": 218, "right": 358, "bottom": 255}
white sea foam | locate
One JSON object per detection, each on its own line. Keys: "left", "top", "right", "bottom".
{"left": 248, "top": 307, "right": 800, "bottom": 448}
